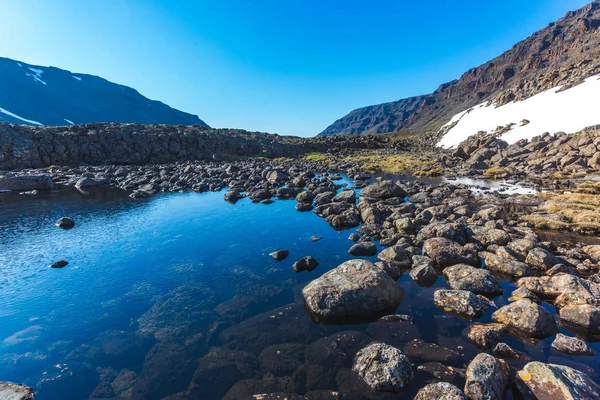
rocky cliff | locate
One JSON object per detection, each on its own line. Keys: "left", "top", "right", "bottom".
{"left": 320, "top": 1, "right": 600, "bottom": 136}
{"left": 0, "top": 57, "right": 209, "bottom": 127}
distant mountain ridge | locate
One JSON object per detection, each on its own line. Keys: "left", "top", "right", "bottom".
{"left": 0, "top": 57, "right": 209, "bottom": 127}
{"left": 320, "top": 1, "right": 600, "bottom": 137}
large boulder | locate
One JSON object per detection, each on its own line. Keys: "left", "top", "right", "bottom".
{"left": 517, "top": 362, "right": 600, "bottom": 400}
{"left": 464, "top": 353, "right": 510, "bottom": 400}
{"left": 443, "top": 264, "right": 504, "bottom": 296}
{"left": 492, "top": 299, "right": 557, "bottom": 338}
{"left": 302, "top": 259, "right": 403, "bottom": 322}
{"left": 0, "top": 174, "right": 53, "bottom": 191}
{"left": 351, "top": 342, "right": 413, "bottom": 392}
{"left": 517, "top": 274, "right": 600, "bottom": 300}
{"left": 360, "top": 181, "right": 406, "bottom": 199}
{"left": 423, "top": 238, "right": 479, "bottom": 268}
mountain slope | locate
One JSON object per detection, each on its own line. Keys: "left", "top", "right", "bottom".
{"left": 0, "top": 57, "right": 209, "bottom": 127}
{"left": 320, "top": 1, "right": 600, "bottom": 137}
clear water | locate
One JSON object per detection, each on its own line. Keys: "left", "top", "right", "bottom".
{"left": 0, "top": 179, "right": 598, "bottom": 399}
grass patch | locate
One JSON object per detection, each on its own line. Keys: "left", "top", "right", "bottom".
{"left": 303, "top": 153, "right": 333, "bottom": 163}
{"left": 344, "top": 153, "right": 448, "bottom": 176}
{"left": 484, "top": 167, "right": 509, "bottom": 177}
{"left": 522, "top": 183, "right": 600, "bottom": 235}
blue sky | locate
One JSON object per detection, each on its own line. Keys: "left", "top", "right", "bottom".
{"left": 0, "top": 0, "right": 591, "bottom": 136}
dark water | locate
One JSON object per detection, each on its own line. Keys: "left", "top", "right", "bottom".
{"left": 0, "top": 180, "right": 599, "bottom": 399}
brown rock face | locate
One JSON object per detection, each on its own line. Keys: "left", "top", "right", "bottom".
{"left": 320, "top": 1, "right": 600, "bottom": 137}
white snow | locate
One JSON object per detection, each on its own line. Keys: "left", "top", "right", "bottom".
{"left": 72, "top": 76, "right": 82, "bottom": 81}
{"left": 64, "top": 119, "right": 74, "bottom": 125}
{"left": 25, "top": 67, "right": 47, "bottom": 85}
{"left": 0, "top": 107, "right": 42, "bottom": 125}
{"left": 437, "top": 74, "right": 600, "bottom": 148}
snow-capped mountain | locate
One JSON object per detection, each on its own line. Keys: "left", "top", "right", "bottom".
{"left": 0, "top": 57, "right": 209, "bottom": 127}
{"left": 320, "top": 1, "right": 600, "bottom": 145}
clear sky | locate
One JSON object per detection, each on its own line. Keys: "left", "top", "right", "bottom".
{"left": 0, "top": 0, "right": 592, "bottom": 136}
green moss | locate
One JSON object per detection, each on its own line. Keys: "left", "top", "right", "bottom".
{"left": 484, "top": 167, "right": 509, "bottom": 177}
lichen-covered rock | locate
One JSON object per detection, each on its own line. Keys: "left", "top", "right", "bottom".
{"left": 377, "top": 246, "right": 411, "bottom": 268}
{"left": 415, "top": 382, "right": 466, "bottom": 400}
{"left": 348, "top": 241, "right": 377, "bottom": 256}
{"left": 465, "top": 323, "right": 508, "bottom": 349}
{"left": 0, "top": 174, "right": 53, "bottom": 191}
{"left": 559, "top": 304, "right": 600, "bottom": 333}
{"left": 433, "top": 290, "right": 487, "bottom": 319}
{"left": 352, "top": 342, "right": 413, "bottom": 392}
{"left": 302, "top": 259, "right": 403, "bottom": 321}
{"left": 492, "top": 299, "right": 557, "bottom": 338}
{"left": 517, "top": 274, "right": 600, "bottom": 300}
{"left": 525, "top": 248, "right": 564, "bottom": 271}
{"left": 517, "top": 362, "right": 600, "bottom": 400}
{"left": 464, "top": 353, "right": 510, "bottom": 400}
{"left": 423, "top": 238, "right": 480, "bottom": 268}
{"left": 480, "top": 251, "right": 534, "bottom": 277}
{"left": 551, "top": 333, "right": 595, "bottom": 356}
{"left": 443, "top": 264, "right": 504, "bottom": 296}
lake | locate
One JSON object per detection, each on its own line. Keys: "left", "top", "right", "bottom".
{"left": 0, "top": 177, "right": 598, "bottom": 399}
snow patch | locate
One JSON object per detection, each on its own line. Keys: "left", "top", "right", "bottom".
{"left": 25, "top": 67, "right": 47, "bottom": 85}
{"left": 0, "top": 107, "right": 42, "bottom": 125}
{"left": 64, "top": 119, "right": 74, "bottom": 125}
{"left": 72, "top": 76, "right": 81, "bottom": 81}
{"left": 437, "top": 74, "right": 600, "bottom": 148}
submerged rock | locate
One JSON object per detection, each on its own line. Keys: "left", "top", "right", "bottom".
{"left": 517, "top": 362, "right": 600, "bottom": 399}
{"left": 492, "top": 299, "right": 557, "bottom": 338}
{"left": 465, "top": 353, "right": 510, "bottom": 400}
{"left": 293, "top": 256, "right": 319, "bottom": 272}
{"left": 352, "top": 342, "right": 413, "bottom": 392}
{"left": 443, "top": 264, "right": 504, "bottom": 296}
{"left": 403, "top": 339, "right": 459, "bottom": 363}
{"left": 433, "top": 290, "right": 487, "bottom": 319}
{"left": 50, "top": 260, "right": 68, "bottom": 269}
{"left": 415, "top": 382, "right": 466, "bottom": 400}
{"left": 493, "top": 342, "right": 530, "bottom": 361}
{"left": 302, "top": 259, "right": 403, "bottom": 322}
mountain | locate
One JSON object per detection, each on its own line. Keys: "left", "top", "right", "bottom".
{"left": 0, "top": 57, "right": 209, "bottom": 127}
{"left": 320, "top": 1, "right": 600, "bottom": 143}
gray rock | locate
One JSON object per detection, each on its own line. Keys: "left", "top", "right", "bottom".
{"left": 348, "top": 233, "right": 360, "bottom": 242}
{"left": 493, "top": 342, "right": 530, "bottom": 360}
{"left": 269, "top": 250, "right": 289, "bottom": 262}
{"left": 302, "top": 259, "right": 403, "bottom": 321}
{"left": 551, "top": 333, "right": 595, "bottom": 356}
{"left": 0, "top": 174, "right": 53, "bottom": 191}
{"left": 333, "top": 189, "right": 356, "bottom": 203}
{"left": 224, "top": 189, "right": 243, "bottom": 202}
{"left": 0, "top": 382, "right": 35, "bottom": 400}
{"left": 443, "top": 264, "right": 504, "bottom": 296}
{"left": 296, "top": 202, "right": 314, "bottom": 212}
{"left": 465, "top": 353, "right": 510, "bottom": 400}
{"left": 360, "top": 181, "right": 406, "bottom": 199}
{"left": 415, "top": 382, "right": 466, "bottom": 400}
{"left": 377, "top": 245, "right": 411, "bottom": 268}
{"left": 517, "top": 274, "right": 600, "bottom": 300}
{"left": 423, "top": 238, "right": 479, "bottom": 268}
{"left": 409, "top": 263, "right": 438, "bottom": 286}
{"left": 525, "top": 248, "right": 564, "bottom": 271}
{"left": 492, "top": 299, "right": 557, "bottom": 338}
{"left": 348, "top": 241, "right": 377, "bottom": 256}
{"left": 559, "top": 304, "right": 600, "bottom": 333}
{"left": 517, "top": 362, "right": 600, "bottom": 400}
{"left": 433, "top": 290, "right": 487, "bottom": 319}
{"left": 352, "top": 342, "right": 413, "bottom": 392}
{"left": 466, "top": 323, "right": 508, "bottom": 349}
{"left": 293, "top": 256, "right": 319, "bottom": 273}
{"left": 480, "top": 251, "right": 534, "bottom": 277}
{"left": 374, "top": 261, "right": 404, "bottom": 280}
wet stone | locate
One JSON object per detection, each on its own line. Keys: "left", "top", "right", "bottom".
{"left": 293, "top": 256, "right": 319, "bottom": 272}
{"left": 409, "top": 263, "right": 438, "bottom": 286}
{"left": 50, "top": 260, "right": 69, "bottom": 269}
{"left": 433, "top": 290, "right": 487, "bottom": 319}
{"left": 417, "top": 362, "right": 460, "bottom": 384}
{"left": 403, "top": 339, "right": 460, "bottom": 364}
{"left": 56, "top": 216, "right": 75, "bottom": 229}
{"left": 492, "top": 299, "right": 557, "bottom": 338}
{"left": 443, "top": 264, "right": 504, "bottom": 296}
{"left": 493, "top": 342, "right": 530, "bottom": 361}
{"left": 423, "top": 238, "right": 480, "bottom": 268}
{"left": 352, "top": 342, "right": 413, "bottom": 392}
{"left": 348, "top": 241, "right": 377, "bottom": 256}
{"left": 414, "top": 382, "right": 466, "bottom": 400}
{"left": 551, "top": 333, "right": 595, "bottom": 356}
{"left": 269, "top": 250, "right": 289, "bottom": 261}
{"left": 464, "top": 353, "right": 510, "bottom": 400}
{"left": 517, "top": 362, "right": 600, "bottom": 400}
{"left": 465, "top": 323, "right": 508, "bottom": 349}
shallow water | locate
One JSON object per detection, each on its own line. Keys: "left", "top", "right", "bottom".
{"left": 0, "top": 179, "right": 598, "bottom": 399}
